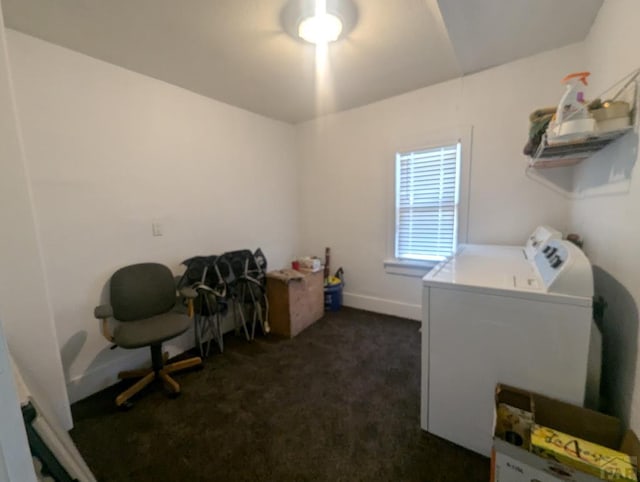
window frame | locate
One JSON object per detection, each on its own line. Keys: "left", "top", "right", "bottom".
{"left": 385, "top": 126, "right": 472, "bottom": 277}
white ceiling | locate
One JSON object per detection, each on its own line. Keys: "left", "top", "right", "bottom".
{"left": 438, "top": 0, "right": 604, "bottom": 75}
{"left": 1, "top": 0, "right": 602, "bottom": 123}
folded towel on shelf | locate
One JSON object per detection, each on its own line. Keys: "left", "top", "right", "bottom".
{"left": 524, "top": 107, "right": 556, "bottom": 156}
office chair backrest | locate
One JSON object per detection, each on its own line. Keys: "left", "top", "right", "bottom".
{"left": 110, "top": 263, "right": 176, "bottom": 322}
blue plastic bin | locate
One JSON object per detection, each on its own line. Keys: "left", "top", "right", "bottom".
{"left": 324, "top": 283, "right": 343, "bottom": 311}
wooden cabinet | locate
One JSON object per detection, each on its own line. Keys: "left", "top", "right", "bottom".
{"left": 266, "top": 269, "right": 324, "bottom": 338}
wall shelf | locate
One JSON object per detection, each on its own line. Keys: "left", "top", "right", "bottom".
{"left": 527, "top": 68, "right": 639, "bottom": 171}
{"left": 529, "top": 127, "right": 633, "bottom": 169}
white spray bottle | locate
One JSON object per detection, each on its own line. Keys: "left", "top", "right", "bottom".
{"left": 547, "top": 71, "right": 596, "bottom": 144}
{"left": 555, "top": 71, "right": 591, "bottom": 125}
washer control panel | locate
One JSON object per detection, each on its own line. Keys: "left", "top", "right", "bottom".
{"left": 534, "top": 239, "right": 593, "bottom": 297}
{"left": 525, "top": 225, "right": 562, "bottom": 260}
{"left": 542, "top": 243, "right": 566, "bottom": 269}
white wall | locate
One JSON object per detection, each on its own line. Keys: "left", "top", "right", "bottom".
{"left": 0, "top": 9, "right": 38, "bottom": 459}
{"left": 0, "top": 15, "right": 71, "bottom": 428}
{"left": 296, "top": 44, "right": 586, "bottom": 319}
{"left": 7, "top": 31, "right": 299, "bottom": 403}
{"left": 569, "top": 0, "right": 640, "bottom": 429}
{"left": 8, "top": 5, "right": 636, "bottom": 424}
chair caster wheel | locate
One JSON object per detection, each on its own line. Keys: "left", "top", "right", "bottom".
{"left": 117, "top": 400, "right": 134, "bottom": 411}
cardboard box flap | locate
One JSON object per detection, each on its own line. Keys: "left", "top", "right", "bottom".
{"left": 266, "top": 269, "right": 305, "bottom": 283}
{"left": 496, "top": 384, "right": 535, "bottom": 413}
{"left": 621, "top": 430, "right": 640, "bottom": 461}
{"left": 533, "top": 394, "right": 622, "bottom": 449}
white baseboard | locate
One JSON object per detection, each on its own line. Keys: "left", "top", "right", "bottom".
{"left": 342, "top": 291, "right": 422, "bottom": 321}
{"left": 66, "top": 350, "right": 147, "bottom": 404}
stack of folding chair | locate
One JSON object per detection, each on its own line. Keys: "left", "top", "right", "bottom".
{"left": 178, "top": 255, "right": 228, "bottom": 356}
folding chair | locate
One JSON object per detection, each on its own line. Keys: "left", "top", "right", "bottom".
{"left": 179, "top": 255, "right": 228, "bottom": 357}
{"left": 221, "top": 248, "right": 270, "bottom": 340}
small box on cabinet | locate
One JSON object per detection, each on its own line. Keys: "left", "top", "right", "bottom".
{"left": 266, "top": 269, "right": 324, "bottom": 338}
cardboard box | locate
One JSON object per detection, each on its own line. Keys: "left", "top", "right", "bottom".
{"left": 266, "top": 269, "right": 323, "bottom": 338}
{"left": 492, "top": 384, "right": 640, "bottom": 482}
{"left": 495, "top": 403, "right": 534, "bottom": 450}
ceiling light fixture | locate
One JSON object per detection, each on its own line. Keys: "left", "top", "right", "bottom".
{"left": 281, "top": 0, "right": 358, "bottom": 45}
{"left": 298, "top": 12, "right": 342, "bottom": 44}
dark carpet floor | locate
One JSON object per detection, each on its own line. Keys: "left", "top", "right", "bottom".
{"left": 70, "top": 308, "right": 489, "bottom": 481}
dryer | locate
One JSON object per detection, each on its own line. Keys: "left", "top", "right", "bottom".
{"left": 420, "top": 237, "right": 599, "bottom": 457}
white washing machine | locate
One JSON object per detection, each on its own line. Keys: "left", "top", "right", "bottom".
{"left": 420, "top": 235, "right": 600, "bottom": 457}
{"left": 459, "top": 225, "right": 561, "bottom": 262}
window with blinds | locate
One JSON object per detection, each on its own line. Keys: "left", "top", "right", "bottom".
{"left": 395, "top": 142, "right": 461, "bottom": 261}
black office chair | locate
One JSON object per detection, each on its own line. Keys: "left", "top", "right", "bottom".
{"left": 94, "top": 263, "right": 202, "bottom": 408}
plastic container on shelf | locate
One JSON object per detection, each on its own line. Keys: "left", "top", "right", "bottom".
{"left": 592, "top": 100, "right": 631, "bottom": 133}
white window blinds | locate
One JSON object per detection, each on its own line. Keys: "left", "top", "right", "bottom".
{"left": 395, "top": 142, "right": 461, "bottom": 261}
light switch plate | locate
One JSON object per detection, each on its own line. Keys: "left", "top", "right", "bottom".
{"left": 152, "top": 222, "right": 163, "bottom": 237}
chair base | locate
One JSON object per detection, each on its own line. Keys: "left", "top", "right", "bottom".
{"left": 115, "top": 347, "right": 202, "bottom": 407}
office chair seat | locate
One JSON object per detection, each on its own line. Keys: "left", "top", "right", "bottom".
{"left": 113, "top": 312, "right": 191, "bottom": 349}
